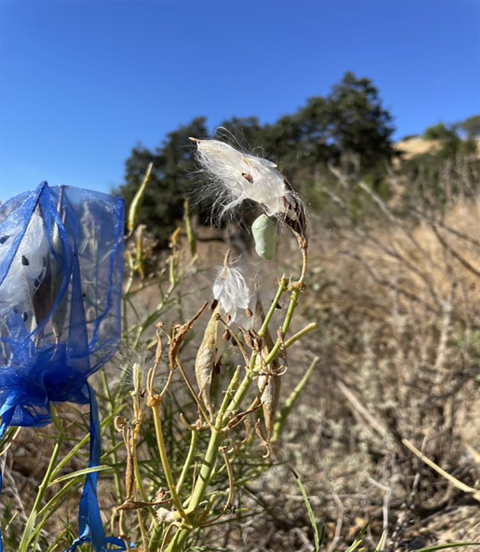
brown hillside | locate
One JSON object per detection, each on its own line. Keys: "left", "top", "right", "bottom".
{"left": 395, "top": 137, "right": 480, "bottom": 159}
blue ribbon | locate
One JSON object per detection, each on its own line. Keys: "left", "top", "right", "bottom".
{"left": 0, "top": 391, "right": 127, "bottom": 552}
{"left": 63, "top": 386, "right": 127, "bottom": 552}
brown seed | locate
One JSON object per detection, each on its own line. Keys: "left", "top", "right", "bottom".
{"left": 222, "top": 329, "right": 231, "bottom": 342}
{"left": 213, "top": 357, "right": 222, "bottom": 376}
{"left": 241, "top": 172, "right": 254, "bottom": 183}
{"left": 244, "top": 330, "right": 255, "bottom": 350}
{"left": 246, "top": 308, "right": 253, "bottom": 318}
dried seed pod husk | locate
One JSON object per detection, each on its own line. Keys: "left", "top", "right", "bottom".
{"left": 282, "top": 178, "right": 308, "bottom": 250}
{"left": 195, "top": 307, "right": 221, "bottom": 416}
{"left": 157, "top": 507, "right": 176, "bottom": 524}
{"left": 255, "top": 298, "right": 281, "bottom": 439}
{"left": 257, "top": 372, "right": 281, "bottom": 439}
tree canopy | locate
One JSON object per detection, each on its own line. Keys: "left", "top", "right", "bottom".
{"left": 117, "top": 117, "right": 208, "bottom": 247}
{"left": 116, "top": 72, "right": 477, "bottom": 246}
{"left": 460, "top": 115, "right": 480, "bottom": 138}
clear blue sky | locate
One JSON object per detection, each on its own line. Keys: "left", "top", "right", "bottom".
{"left": 0, "top": 0, "right": 479, "bottom": 200}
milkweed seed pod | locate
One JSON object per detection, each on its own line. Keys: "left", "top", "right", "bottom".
{"left": 282, "top": 178, "right": 308, "bottom": 251}
{"left": 252, "top": 214, "right": 277, "bottom": 261}
{"left": 0, "top": 206, "right": 49, "bottom": 327}
{"left": 157, "top": 508, "right": 176, "bottom": 524}
{"left": 190, "top": 138, "right": 307, "bottom": 247}
{"left": 256, "top": 299, "right": 282, "bottom": 439}
{"left": 195, "top": 307, "right": 221, "bottom": 416}
{"left": 257, "top": 372, "right": 281, "bottom": 439}
{"left": 191, "top": 138, "right": 287, "bottom": 217}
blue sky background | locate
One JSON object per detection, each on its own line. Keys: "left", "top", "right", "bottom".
{"left": 0, "top": 0, "right": 479, "bottom": 200}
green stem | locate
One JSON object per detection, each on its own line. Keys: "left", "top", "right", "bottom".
{"left": 132, "top": 430, "right": 159, "bottom": 530}
{"left": 36, "top": 478, "right": 76, "bottom": 520}
{"left": 133, "top": 452, "right": 152, "bottom": 506}
{"left": 263, "top": 287, "right": 302, "bottom": 365}
{"left": 215, "top": 366, "right": 242, "bottom": 427}
{"left": 52, "top": 405, "right": 122, "bottom": 478}
{"left": 19, "top": 406, "right": 65, "bottom": 552}
{"left": 184, "top": 200, "right": 197, "bottom": 257}
{"left": 151, "top": 403, "right": 186, "bottom": 517}
{"left": 272, "top": 357, "right": 319, "bottom": 442}
{"left": 168, "top": 254, "right": 178, "bottom": 293}
{"left": 283, "top": 322, "right": 318, "bottom": 350}
{"left": 186, "top": 428, "right": 223, "bottom": 511}
{"left": 166, "top": 429, "right": 224, "bottom": 552}
{"left": 122, "top": 265, "right": 135, "bottom": 333}
{"left": 258, "top": 276, "right": 288, "bottom": 339}
{"left": 29, "top": 479, "right": 77, "bottom": 548}
{"left": 225, "top": 286, "right": 302, "bottom": 417}
{"left": 148, "top": 522, "right": 166, "bottom": 552}
{"left": 176, "top": 429, "right": 199, "bottom": 496}
{"left": 101, "top": 369, "right": 123, "bottom": 501}
{"left": 165, "top": 282, "right": 304, "bottom": 551}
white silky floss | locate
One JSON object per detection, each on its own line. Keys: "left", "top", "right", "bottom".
{"left": 193, "top": 139, "right": 289, "bottom": 218}
{"left": 213, "top": 261, "right": 250, "bottom": 323}
{"left": 0, "top": 209, "right": 49, "bottom": 322}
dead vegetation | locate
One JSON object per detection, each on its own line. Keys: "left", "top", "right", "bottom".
{"left": 223, "top": 157, "right": 480, "bottom": 551}
{"left": 3, "top": 156, "right": 480, "bottom": 551}
{"left": 394, "top": 138, "right": 480, "bottom": 161}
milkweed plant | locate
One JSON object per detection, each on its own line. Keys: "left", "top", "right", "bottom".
{"left": 0, "top": 138, "right": 320, "bottom": 552}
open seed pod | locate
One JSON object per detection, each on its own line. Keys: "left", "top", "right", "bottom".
{"left": 195, "top": 306, "right": 221, "bottom": 416}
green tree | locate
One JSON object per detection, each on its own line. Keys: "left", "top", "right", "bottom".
{"left": 324, "top": 72, "right": 395, "bottom": 167}
{"left": 268, "top": 72, "right": 395, "bottom": 177}
{"left": 423, "top": 122, "right": 457, "bottom": 141}
{"left": 116, "top": 72, "right": 397, "bottom": 245}
{"left": 460, "top": 114, "right": 480, "bottom": 138}
{"left": 117, "top": 117, "right": 208, "bottom": 247}
{"left": 422, "top": 121, "right": 478, "bottom": 158}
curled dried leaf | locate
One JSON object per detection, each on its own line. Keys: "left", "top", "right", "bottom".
{"left": 169, "top": 302, "right": 208, "bottom": 369}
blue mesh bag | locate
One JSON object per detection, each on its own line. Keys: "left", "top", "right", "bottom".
{"left": 0, "top": 182, "right": 126, "bottom": 551}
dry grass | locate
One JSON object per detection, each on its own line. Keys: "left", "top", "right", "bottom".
{"left": 394, "top": 138, "right": 480, "bottom": 160}
{"left": 4, "top": 161, "right": 480, "bottom": 551}
{"left": 257, "top": 184, "right": 480, "bottom": 549}
{"left": 193, "top": 162, "right": 480, "bottom": 550}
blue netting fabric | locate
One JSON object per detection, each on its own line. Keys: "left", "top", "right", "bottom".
{"left": 0, "top": 182, "right": 126, "bottom": 551}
